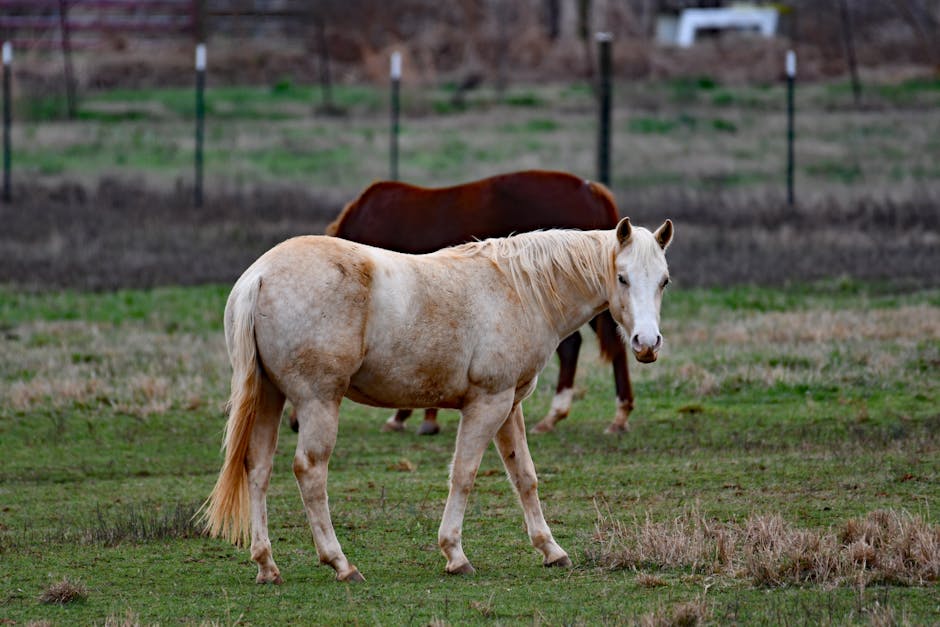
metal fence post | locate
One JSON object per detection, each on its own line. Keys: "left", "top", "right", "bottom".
{"left": 195, "top": 43, "right": 206, "bottom": 208}
{"left": 390, "top": 51, "right": 401, "bottom": 181}
{"left": 786, "top": 49, "right": 796, "bottom": 207}
{"left": 596, "top": 32, "right": 613, "bottom": 186}
{"left": 3, "top": 42, "right": 11, "bottom": 203}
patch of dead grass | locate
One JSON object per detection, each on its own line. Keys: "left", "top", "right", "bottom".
{"left": 650, "top": 302, "right": 940, "bottom": 401}
{"left": 637, "top": 595, "right": 710, "bottom": 627}
{"left": 38, "top": 577, "right": 88, "bottom": 605}
{"left": 1, "top": 320, "right": 227, "bottom": 417}
{"left": 636, "top": 572, "right": 668, "bottom": 588}
{"left": 589, "top": 505, "right": 939, "bottom": 588}
{"left": 102, "top": 610, "right": 142, "bottom": 627}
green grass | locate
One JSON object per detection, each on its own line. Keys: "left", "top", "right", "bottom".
{"left": 10, "top": 79, "right": 940, "bottom": 193}
{"left": 0, "top": 281, "right": 937, "bottom": 623}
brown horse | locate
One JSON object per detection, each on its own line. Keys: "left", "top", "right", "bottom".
{"left": 293, "top": 170, "right": 634, "bottom": 435}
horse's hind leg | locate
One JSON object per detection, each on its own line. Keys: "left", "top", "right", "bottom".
{"left": 495, "top": 403, "right": 571, "bottom": 568}
{"left": 293, "top": 397, "right": 363, "bottom": 582}
{"left": 530, "top": 331, "right": 581, "bottom": 434}
{"left": 381, "top": 408, "right": 441, "bottom": 435}
{"left": 248, "top": 374, "right": 287, "bottom": 584}
{"left": 381, "top": 408, "right": 412, "bottom": 432}
{"left": 417, "top": 408, "right": 440, "bottom": 435}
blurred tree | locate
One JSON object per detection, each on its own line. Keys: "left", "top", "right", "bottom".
{"left": 891, "top": 0, "right": 940, "bottom": 70}
{"left": 837, "top": 0, "right": 861, "bottom": 105}
{"left": 544, "top": 0, "right": 561, "bottom": 39}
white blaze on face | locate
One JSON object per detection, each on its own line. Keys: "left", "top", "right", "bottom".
{"left": 611, "top": 219, "right": 673, "bottom": 364}
{"left": 622, "top": 258, "right": 667, "bottom": 363}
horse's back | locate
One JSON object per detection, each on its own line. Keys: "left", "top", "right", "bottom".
{"left": 330, "top": 170, "right": 619, "bottom": 253}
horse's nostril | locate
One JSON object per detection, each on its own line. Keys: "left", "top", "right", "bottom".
{"left": 654, "top": 335, "right": 663, "bottom": 350}
{"left": 631, "top": 334, "right": 641, "bottom": 351}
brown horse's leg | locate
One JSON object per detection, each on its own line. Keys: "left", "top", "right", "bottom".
{"left": 293, "top": 397, "right": 363, "bottom": 582}
{"left": 381, "top": 408, "right": 412, "bottom": 432}
{"left": 417, "top": 408, "right": 440, "bottom": 435}
{"left": 248, "top": 375, "right": 287, "bottom": 584}
{"left": 590, "top": 310, "right": 635, "bottom": 434}
{"left": 439, "top": 391, "right": 514, "bottom": 574}
{"left": 495, "top": 403, "right": 571, "bottom": 567}
{"left": 530, "top": 331, "right": 581, "bottom": 434}
{"left": 605, "top": 346, "right": 634, "bottom": 434}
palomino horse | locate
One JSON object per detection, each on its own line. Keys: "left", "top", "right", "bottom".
{"left": 294, "top": 170, "right": 632, "bottom": 436}
{"left": 203, "top": 217, "right": 673, "bottom": 583}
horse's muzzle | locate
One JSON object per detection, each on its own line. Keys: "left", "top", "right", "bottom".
{"left": 631, "top": 333, "right": 662, "bottom": 363}
{"left": 633, "top": 347, "right": 658, "bottom": 363}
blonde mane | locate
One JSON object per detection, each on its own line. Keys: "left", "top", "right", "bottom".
{"left": 442, "top": 229, "right": 619, "bottom": 325}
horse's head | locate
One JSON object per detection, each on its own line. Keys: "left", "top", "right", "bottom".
{"left": 608, "top": 218, "right": 673, "bottom": 363}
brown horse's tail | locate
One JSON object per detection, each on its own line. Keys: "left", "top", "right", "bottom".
{"left": 595, "top": 309, "right": 625, "bottom": 363}
{"left": 199, "top": 271, "right": 263, "bottom": 546}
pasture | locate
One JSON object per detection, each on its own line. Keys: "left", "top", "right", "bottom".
{"left": 1, "top": 279, "right": 937, "bottom": 624}
{"left": 1, "top": 68, "right": 939, "bottom": 624}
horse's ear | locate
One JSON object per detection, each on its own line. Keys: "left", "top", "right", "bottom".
{"left": 654, "top": 219, "right": 673, "bottom": 250}
{"left": 616, "top": 218, "right": 633, "bottom": 247}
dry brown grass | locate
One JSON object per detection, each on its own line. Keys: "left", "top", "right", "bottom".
{"left": 645, "top": 301, "right": 940, "bottom": 405}
{"left": 37, "top": 577, "right": 88, "bottom": 605}
{"left": 589, "top": 506, "right": 940, "bottom": 588}
{"left": 0, "top": 320, "right": 227, "bottom": 418}
{"left": 637, "top": 595, "right": 710, "bottom": 627}
{"left": 102, "top": 610, "right": 142, "bottom": 627}
{"left": 636, "top": 572, "right": 668, "bottom": 588}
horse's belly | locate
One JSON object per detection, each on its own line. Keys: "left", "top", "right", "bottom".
{"left": 346, "top": 364, "right": 466, "bottom": 409}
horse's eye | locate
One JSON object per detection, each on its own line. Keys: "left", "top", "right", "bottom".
{"left": 661, "top": 277, "right": 670, "bottom": 289}
{"left": 617, "top": 274, "right": 629, "bottom": 286}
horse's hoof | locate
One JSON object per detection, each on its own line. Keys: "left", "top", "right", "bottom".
{"left": 530, "top": 421, "right": 554, "bottom": 434}
{"left": 338, "top": 567, "right": 365, "bottom": 583}
{"left": 544, "top": 555, "right": 572, "bottom": 568}
{"left": 604, "top": 423, "right": 627, "bottom": 435}
{"left": 446, "top": 561, "right": 476, "bottom": 575}
{"left": 256, "top": 573, "right": 283, "bottom": 585}
{"left": 417, "top": 421, "right": 440, "bottom": 436}
{"left": 381, "top": 420, "right": 406, "bottom": 433}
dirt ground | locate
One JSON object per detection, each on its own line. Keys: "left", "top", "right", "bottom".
{"left": 1, "top": 179, "right": 937, "bottom": 291}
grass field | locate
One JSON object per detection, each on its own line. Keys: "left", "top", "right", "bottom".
{"left": 11, "top": 77, "right": 940, "bottom": 199}
{"left": 1, "top": 280, "right": 937, "bottom": 625}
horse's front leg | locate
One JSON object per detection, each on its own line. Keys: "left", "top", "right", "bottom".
{"left": 439, "top": 392, "right": 514, "bottom": 574}
{"left": 294, "top": 396, "right": 363, "bottom": 582}
{"left": 495, "top": 403, "right": 571, "bottom": 567}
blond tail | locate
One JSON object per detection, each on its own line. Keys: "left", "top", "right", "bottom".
{"left": 199, "top": 272, "right": 263, "bottom": 546}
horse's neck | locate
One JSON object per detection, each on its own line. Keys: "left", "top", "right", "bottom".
{"left": 547, "top": 271, "right": 610, "bottom": 339}
{"left": 500, "top": 230, "right": 613, "bottom": 339}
